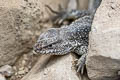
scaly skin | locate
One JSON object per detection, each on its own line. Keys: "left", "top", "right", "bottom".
{"left": 33, "top": 14, "right": 93, "bottom": 73}
{"left": 33, "top": 0, "right": 102, "bottom": 73}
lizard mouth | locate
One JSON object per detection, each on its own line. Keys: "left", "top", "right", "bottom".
{"left": 33, "top": 42, "right": 72, "bottom": 55}
{"left": 33, "top": 42, "right": 60, "bottom": 54}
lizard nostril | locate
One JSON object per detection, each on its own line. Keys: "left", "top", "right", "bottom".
{"left": 33, "top": 43, "right": 41, "bottom": 51}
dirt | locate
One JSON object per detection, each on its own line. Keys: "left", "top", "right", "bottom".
{"left": 9, "top": 52, "right": 39, "bottom": 80}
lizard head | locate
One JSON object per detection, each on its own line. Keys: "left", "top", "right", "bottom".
{"left": 33, "top": 28, "right": 75, "bottom": 55}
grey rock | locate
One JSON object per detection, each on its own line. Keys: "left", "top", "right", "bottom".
{"left": 86, "top": 0, "right": 120, "bottom": 80}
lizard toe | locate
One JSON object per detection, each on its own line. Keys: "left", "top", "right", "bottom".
{"left": 76, "top": 54, "right": 87, "bottom": 74}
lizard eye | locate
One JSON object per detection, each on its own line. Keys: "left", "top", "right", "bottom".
{"left": 47, "top": 43, "right": 57, "bottom": 49}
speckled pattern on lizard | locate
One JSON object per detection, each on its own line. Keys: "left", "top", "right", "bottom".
{"left": 33, "top": 0, "right": 102, "bottom": 73}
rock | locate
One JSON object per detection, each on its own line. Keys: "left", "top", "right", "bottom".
{"left": 86, "top": 0, "right": 120, "bottom": 80}
{"left": 21, "top": 54, "right": 90, "bottom": 80}
{"left": 0, "top": 0, "right": 51, "bottom": 66}
{"left": 0, "top": 65, "right": 14, "bottom": 77}
{"left": 18, "top": 70, "right": 26, "bottom": 75}
{"left": 0, "top": 74, "right": 6, "bottom": 80}
{"left": 0, "top": 0, "right": 68, "bottom": 66}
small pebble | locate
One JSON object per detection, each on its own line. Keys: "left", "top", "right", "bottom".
{"left": 25, "top": 68, "right": 29, "bottom": 73}
{"left": 0, "top": 65, "right": 14, "bottom": 77}
{"left": 19, "top": 67, "right": 24, "bottom": 71}
{"left": 22, "top": 60, "right": 26, "bottom": 65}
{"left": 23, "top": 54, "right": 28, "bottom": 60}
{"left": 0, "top": 74, "right": 6, "bottom": 80}
{"left": 18, "top": 70, "right": 25, "bottom": 75}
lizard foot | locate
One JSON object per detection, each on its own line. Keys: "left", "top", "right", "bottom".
{"left": 54, "top": 10, "right": 90, "bottom": 25}
{"left": 45, "top": 5, "right": 90, "bottom": 25}
{"left": 76, "top": 54, "right": 87, "bottom": 74}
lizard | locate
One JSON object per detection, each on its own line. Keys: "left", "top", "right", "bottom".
{"left": 33, "top": 0, "right": 102, "bottom": 74}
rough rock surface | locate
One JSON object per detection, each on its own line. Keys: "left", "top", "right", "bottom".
{"left": 0, "top": 6, "right": 43, "bottom": 66}
{"left": 0, "top": 0, "right": 69, "bottom": 66}
{"left": 86, "top": 0, "right": 120, "bottom": 80}
{"left": 21, "top": 54, "right": 90, "bottom": 80}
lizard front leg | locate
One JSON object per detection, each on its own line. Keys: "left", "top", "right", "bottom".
{"left": 75, "top": 45, "right": 88, "bottom": 74}
{"left": 77, "top": 53, "right": 87, "bottom": 74}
